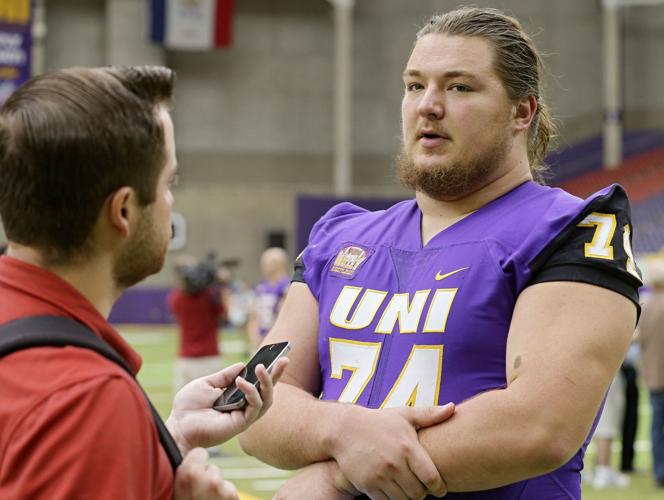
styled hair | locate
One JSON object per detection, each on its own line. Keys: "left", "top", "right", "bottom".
{"left": 417, "top": 7, "right": 555, "bottom": 182}
{"left": 0, "top": 65, "right": 175, "bottom": 264}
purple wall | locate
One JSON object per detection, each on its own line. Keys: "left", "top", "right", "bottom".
{"left": 109, "top": 287, "right": 175, "bottom": 324}
{"left": 296, "top": 195, "right": 405, "bottom": 253}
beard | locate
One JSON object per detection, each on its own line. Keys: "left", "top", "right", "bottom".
{"left": 397, "top": 130, "right": 512, "bottom": 201}
{"left": 113, "top": 207, "right": 169, "bottom": 289}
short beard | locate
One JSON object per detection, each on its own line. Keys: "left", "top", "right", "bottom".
{"left": 113, "top": 208, "right": 167, "bottom": 290}
{"left": 397, "top": 133, "right": 511, "bottom": 201}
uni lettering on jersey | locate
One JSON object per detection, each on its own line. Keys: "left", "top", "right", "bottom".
{"left": 329, "top": 286, "right": 457, "bottom": 334}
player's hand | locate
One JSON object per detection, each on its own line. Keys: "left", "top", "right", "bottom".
{"left": 166, "top": 358, "right": 289, "bottom": 453}
{"left": 174, "top": 447, "right": 239, "bottom": 500}
{"left": 330, "top": 403, "right": 455, "bottom": 499}
{"left": 274, "top": 461, "right": 356, "bottom": 500}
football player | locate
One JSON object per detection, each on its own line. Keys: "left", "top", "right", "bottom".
{"left": 239, "top": 7, "right": 641, "bottom": 500}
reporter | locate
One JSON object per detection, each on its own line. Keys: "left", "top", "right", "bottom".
{"left": 0, "top": 65, "right": 286, "bottom": 500}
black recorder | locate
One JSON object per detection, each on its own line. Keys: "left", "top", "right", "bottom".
{"left": 212, "top": 341, "right": 291, "bottom": 412}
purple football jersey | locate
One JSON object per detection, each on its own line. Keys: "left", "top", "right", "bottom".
{"left": 254, "top": 276, "right": 290, "bottom": 337}
{"left": 299, "top": 181, "right": 641, "bottom": 499}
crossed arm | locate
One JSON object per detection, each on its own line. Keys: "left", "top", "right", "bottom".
{"left": 167, "top": 358, "right": 288, "bottom": 499}
{"left": 239, "top": 281, "right": 635, "bottom": 497}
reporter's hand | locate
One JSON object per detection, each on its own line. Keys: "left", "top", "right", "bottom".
{"left": 174, "top": 448, "right": 238, "bottom": 500}
{"left": 275, "top": 461, "right": 356, "bottom": 500}
{"left": 331, "top": 403, "right": 455, "bottom": 499}
{"left": 167, "top": 358, "right": 289, "bottom": 453}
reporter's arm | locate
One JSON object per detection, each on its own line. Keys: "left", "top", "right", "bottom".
{"left": 418, "top": 281, "right": 635, "bottom": 491}
{"left": 167, "top": 358, "right": 288, "bottom": 454}
{"left": 238, "top": 282, "right": 340, "bottom": 468}
{"left": 174, "top": 448, "right": 239, "bottom": 500}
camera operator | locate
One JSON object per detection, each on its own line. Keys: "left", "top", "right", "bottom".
{"left": 168, "top": 254, "right": 227, "bottom": 392}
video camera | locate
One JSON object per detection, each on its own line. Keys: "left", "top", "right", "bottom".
{"left": 177, "top": 252, "right": 240, "bottom": 295}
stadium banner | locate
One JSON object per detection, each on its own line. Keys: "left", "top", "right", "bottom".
{"left": 296, "top": 195, "right": 406, "bottom": 254}
{"left": 150, "top": 0, "right": 234, "bottom": 50}
{"left": 0, "top": 0, "right": 31, "bottom": 107}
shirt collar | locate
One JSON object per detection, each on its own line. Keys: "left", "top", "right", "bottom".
{"left": 0, "top": 255, "right": 143, "bottom": 373}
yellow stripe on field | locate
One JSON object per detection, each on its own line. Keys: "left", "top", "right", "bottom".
{"left": 239, "top": 492, "right": 261, "bottom": 500}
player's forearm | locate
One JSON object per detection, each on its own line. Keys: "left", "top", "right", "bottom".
{"left": 238, "top": 382, "right": 349, "bottom": 469}
{"left": 419, "top": 284, "right": 635, "bottom": 492}
{"left": 419, "top": 384, "right": 596, "bottom": 491}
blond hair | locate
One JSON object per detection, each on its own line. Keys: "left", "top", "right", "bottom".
{"left": 417, "top": 7, "right": 555, "bottom": 182}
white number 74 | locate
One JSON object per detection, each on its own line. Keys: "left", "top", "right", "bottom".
{"left": 329, "top": 339, "right": 444, "bottom": 407}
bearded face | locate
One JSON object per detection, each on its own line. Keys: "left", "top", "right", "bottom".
{"left": 397, "top": 127, "right": 511, "bottom": 200}
{"left": 399, "top": 34, "right": 518, "bottom": 201}
{"left": 113, "top": 206, "right": 170, "bottom": 289}
{"left": 113, "top": 108, "right": 176, "bottom": 290}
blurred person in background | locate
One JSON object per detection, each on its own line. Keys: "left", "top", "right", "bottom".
{"left": 0, "top": 65, "right": 287, "bottom": 499}
{"left": 214, "top": 259, "right": 252, "bottom": 332}
{"left": 240, "top": 7, "right": 641, "bottom": 500}
{"left": 587, "top": 374, "right": 630, "bottom": 489}
{"left": 620, "top": 338, "right": 640, "bottom": 473}
{"left": 246, "top": 247, "right": 290, "bottom": 348}
{"left": 636, "top": 261, "right": 664, "bottom": 488}
{"left": 169, "top": 253, "right": 227, "bottom": 392}
{"left": 225, "top": 277, "right": 254, "bottom": 331}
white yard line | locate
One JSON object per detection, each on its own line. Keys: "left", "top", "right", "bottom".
{"left": 251, "top": 479, "right": 288, "bottom": 491}
{"left": 220, "top": 339, "right": 247, "bottom": 354}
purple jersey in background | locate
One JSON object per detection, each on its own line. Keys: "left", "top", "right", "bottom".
{"left": 254, "top": 276, "right": 290, "bottom": 337}
{"left": 297, "top": 181, "right": 641, "bottom": 499}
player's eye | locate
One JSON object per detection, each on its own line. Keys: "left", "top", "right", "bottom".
{"left": 405, "top": 82, "right": 424, "bottom": 92}
{"left": 449, "top": 84, "right": 471, "bottom": 92}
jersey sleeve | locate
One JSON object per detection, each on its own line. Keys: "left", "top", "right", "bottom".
{"left": 0, "top": 374, "right": 172, "bottom": 500}
{"left": 291, "top": 202, "right": 368, "bottom": 299}
{"left": 292, "top": 253, "right": 305, "bottom": 283}
{"left": 528, "top": 185, "right": 642, "bottom": 311}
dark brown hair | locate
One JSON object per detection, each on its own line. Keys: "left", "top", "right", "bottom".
{"left": 0, "top": 65, "right": 175, "bottom": 264}
{"left": 418, "top": 7, "right": 556, "bottom": 182}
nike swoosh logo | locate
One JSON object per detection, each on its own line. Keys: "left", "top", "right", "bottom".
{"left": 435, "top": 267, "right": 469, "bottom": 281}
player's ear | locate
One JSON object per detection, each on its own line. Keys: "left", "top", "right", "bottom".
{"left": 107, "top": 187, "right": 137, "bottom": 238}
{"left": 513, "top": 95, "right": 537, "bottom": 133}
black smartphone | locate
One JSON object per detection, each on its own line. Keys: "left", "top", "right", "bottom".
{"left": 212, "top": 341, "right": 291, "bottom": 412}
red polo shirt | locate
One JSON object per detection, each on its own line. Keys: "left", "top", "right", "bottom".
{"left": 0, "top": 256, "right": 173, "bottom": 499}
{"left": 168, "top": 288, "right": 223, "bottom": 357}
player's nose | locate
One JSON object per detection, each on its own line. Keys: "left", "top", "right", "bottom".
{"left": 417, "top": 87, "right": 445, "bottom": 120}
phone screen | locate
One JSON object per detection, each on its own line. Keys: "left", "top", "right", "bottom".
{"left": 240, "top": 341, "right": 289, "bottom": 385}
{"left": 213, "top": 341, "right": 290, "bottom": 410}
